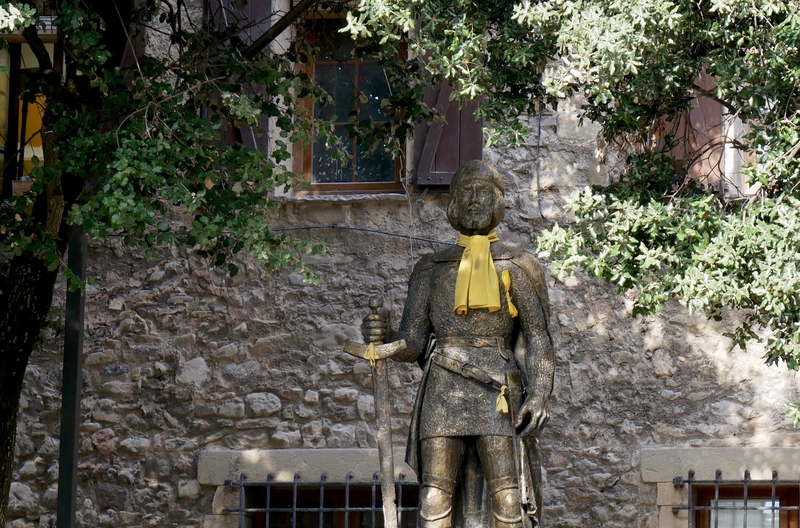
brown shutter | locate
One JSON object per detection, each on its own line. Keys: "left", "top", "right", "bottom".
{"left": 413, "top": 82, "right": 483, "bottom": 187}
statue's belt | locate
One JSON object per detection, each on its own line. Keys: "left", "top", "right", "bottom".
{"left": 431, "top": 337, "right": 514, "bottom": 391}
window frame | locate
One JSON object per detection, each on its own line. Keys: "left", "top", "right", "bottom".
{"left": 694, "top": 485, "right": 799, "bottom": 528}
{"left": 292, "top": 15, "right": 405, "bottom": 196}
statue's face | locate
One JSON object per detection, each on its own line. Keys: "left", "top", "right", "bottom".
{"left": 451, "top": 179, "right": 497, "bottom": 233}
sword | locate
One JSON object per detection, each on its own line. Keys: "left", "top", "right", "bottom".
{"left": 343, "top": 298, "right": 406, "bottom": 528}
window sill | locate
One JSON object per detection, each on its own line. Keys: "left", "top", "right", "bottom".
{"left": 274, "top": 192, "right": 411, "bottom": 204}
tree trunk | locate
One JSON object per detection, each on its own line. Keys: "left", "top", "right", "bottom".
{"left": 0, "top": 254, "right": 61, "bottom": 525}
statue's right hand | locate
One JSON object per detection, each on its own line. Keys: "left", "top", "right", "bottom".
{"left": 361, "top": 306, "right": 391, "bottom": 344}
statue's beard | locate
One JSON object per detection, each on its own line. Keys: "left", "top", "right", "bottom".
{"left": 459, "top": 207, "right": 493, "bottom": 230}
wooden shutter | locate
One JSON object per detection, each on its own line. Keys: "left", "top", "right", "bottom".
{"left": 208, "top": 0, "right": 272, "bottom": 153}
{"left": 685, "top": 71, "right": 724, "bottom": 186}
{"left": 413, "top": 82, "right": 483, "bottom": 187}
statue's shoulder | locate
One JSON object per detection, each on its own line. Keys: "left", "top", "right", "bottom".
{"left": 509, "top": 250, "right": 551, "bottom": 321}
{"left": 431, "top": 245, "right": 463, "bottom": 263}
{"left": 410, "top": 253, "right": 437, "bottom": 277}
{"left": 509, "top": 250, "right": 547, "bottom": 287}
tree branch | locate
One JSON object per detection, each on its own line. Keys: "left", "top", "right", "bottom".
{"left": 691, "top": 83, "right": 745, "bottom": 123}
{"left": 243, "top": 0, "right": 318, "bottom": 59}
{"left": 22, "top": 24, "right": 53, "bottom": 72}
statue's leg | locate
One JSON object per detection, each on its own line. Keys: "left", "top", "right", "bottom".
{"left": 477, "top": 436, "right": 523, "bottom": 528}
{"left": 461, "top": 441, "right": 484, "bottom": 528}
{"left": 419, "top": 436, "right": 466, "bottom": 528}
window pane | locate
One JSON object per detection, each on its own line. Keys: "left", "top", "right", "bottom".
{"left": 312, "top": 127, "right": 353, "bottom": 183}
{"left": 313, "top": 20, "right": 354, "bottom": 62}
{"left": 356, "top": 141, "right": 394, "bottom": 183}
{"left": 314, "top": 64, "right": 354, "bottom": 122}
{"left": 358, "top": 63, "right": 390, "bottom": 121}
{"left": 710, "top": 499, "right": 779, "bottom": 528}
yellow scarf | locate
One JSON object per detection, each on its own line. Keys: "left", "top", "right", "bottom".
{"left": 454, "top": 231, "right": 519, "bottom": 317}
{"left": 454, "top": 231, "right": 502, "bottom": 315}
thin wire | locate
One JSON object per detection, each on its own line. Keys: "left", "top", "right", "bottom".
{"left": 536, "top": 106, "right": 554, "bottom": 225}
{"left": 272, "top": 225, "right": 451, "bottom": 245}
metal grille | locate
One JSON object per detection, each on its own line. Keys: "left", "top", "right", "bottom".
{"left": 225, "top": 472, "right": 420, "bottom": 528}
{"left": 673, "top": 469, "right": 800, "bottom": 528}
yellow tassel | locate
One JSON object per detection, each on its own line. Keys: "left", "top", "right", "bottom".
{"left": 364, "top": 342, "right": 378, "bottom": 367}
{"left": 501, "top": 270, "right": 518, "bottom": 318}
{"left": 496, "top": 385, "right": 509, "bottom": 414}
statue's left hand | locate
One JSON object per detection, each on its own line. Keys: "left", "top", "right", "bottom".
{"left": 515, "top": 395, "right": 549, "bottom": 440}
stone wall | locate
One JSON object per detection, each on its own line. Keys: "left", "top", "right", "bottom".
{"left": 8, "top": 103, "right": 800, "bottom": 528}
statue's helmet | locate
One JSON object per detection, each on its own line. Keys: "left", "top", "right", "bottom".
{"left": 446, "top": 160, "right": 506, "bottom": 232}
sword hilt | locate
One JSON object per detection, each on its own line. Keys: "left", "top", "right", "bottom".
{"left": 368, "top": 296, "right": 388, "bottom": 345}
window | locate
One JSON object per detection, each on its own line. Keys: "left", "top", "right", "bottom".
{"left": 207, "top": 0, "right": 272, "bottom": 153}
{"left": 294, "top": 18, "right": 402, "bottom": 195}
{"left": 230, "top": 473, "right": 419, "bottom": 528}
{"left": 0, "top": 19, "right": 60, "bottom": 198}
{"left": 675, "top": 470, "right": 800, "bottom": 528}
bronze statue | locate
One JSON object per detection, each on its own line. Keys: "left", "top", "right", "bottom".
{"left": 362, "top": 160, "right": 554, "bottom": 528}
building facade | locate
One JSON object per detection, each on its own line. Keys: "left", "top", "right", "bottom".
{"left": 6, "top": 2, "right": 800, "bottom": 528}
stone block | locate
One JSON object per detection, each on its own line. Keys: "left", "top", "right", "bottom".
{"left": 197, "top": 448, "right": 415, "bottom": 485}
{"left": 197, "top": 451, "right": 237, "bottom": 485}
{"left": 96, "top": 482, "right": 128, "bottom": 510}
{"left": 8, "top": 482, "right": 39, "bottom": 517}
{"left": 220, "top": 361, "right": 260, "bottom": 386}
{"left": 656, "top": 483, "right": 687, "bottom": 507}
{"left": 6, "top": 520, "right": 35, "bottom": 528}
{"left": 356, "top": 395, "right": 375, "bottom": 421}
{"left": 211, "top": 486, "right": 239, "bottom": 514}
{"left": 325, "top": 424, "right": 356, "bottom": 448}
{"left": 213, "top": 343, "right": 239, "bottom": 359}
{"left": 145, "top": 456, "right": 173, "bottom": 478}
{"left": 108, "top": 297, "right": 125, "bottom": 311}
{"left": 333, "top": 388, "right": 359, "bottom": 402}
{"left": 85, "top": 351, "right": 119, "bottom": 366}
{"left": 249, "top": 334, "right": 291, "bottom": 356}
{"left": 101, "top": 381, "right": 138, "bottom": 396}
{"left": 202, "top": 514, "right": 251, "bottom": 528}
{"left": 641, "top": 447, "right": 800, "bottom": 483}
{"left": 271, "top": 429, "right": 302, "bottom": 448}
{"left": 119, "top": 437, "right": 150, "bottom": 454}
{"left": 176, "top": 357, "right": 210, "bottom": 387}
{"left": 556, "top": 112, "right": 602, "bottom": 142}
{"left": 245, "top": 393, "right": 281, "bottom": 417}
{"left": 178, "top": 480, "right": 201, "bottom": 500}
{"left": 658, "top": 504, "right": 688, "bottom": 528}
{"left": 312, "top": 324, "right": 360, "bottom": 351}
{"left": 218, "top": 402, "right": 245, "bottom": 419}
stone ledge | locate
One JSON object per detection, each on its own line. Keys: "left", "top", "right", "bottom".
{"left": 275, "top": 192, "right": 411, "bottom": 203}
{"left": 641, "top": 447, "right": 800, "bottom": 483}
{"left": 202, "top": 514, "right": 251, "bottom": 528}
{"left": 198, "top": 448, "right": 416, "bottom": 486}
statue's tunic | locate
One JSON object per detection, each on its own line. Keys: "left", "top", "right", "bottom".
{"left": 400, "top": 243, "right": 548, "bottom": 441}
{"left": 420, "top": 340, "right": 517, "bottom": 437}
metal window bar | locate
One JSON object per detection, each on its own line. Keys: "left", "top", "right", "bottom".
{"left": 673, "top": 469, "right": 800, "bottom": 528}
{"left": 224, "top": 472, "right": 420, "bottom": 528}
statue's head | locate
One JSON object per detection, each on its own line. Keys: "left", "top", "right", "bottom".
{"left": 446, "top": 160, "right": 505, "bottom": 235}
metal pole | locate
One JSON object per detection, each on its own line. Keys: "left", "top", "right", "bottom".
{"left": 56, "top": 226, "right": 87, "bottom": 528}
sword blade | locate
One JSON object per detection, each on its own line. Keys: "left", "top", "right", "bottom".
{"left": 372, "top": 358, "right": 398, "bottom": 528}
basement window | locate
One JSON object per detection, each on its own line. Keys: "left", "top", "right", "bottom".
{"left": 674, "top": 470, "right": 800, "bottom": 528}
{"left": 226, "top": 472, "right": 419, "bottom": 528}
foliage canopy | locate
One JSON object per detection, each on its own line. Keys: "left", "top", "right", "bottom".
{"left": 349, "top": 0, "right": 800, "bottom": 418}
